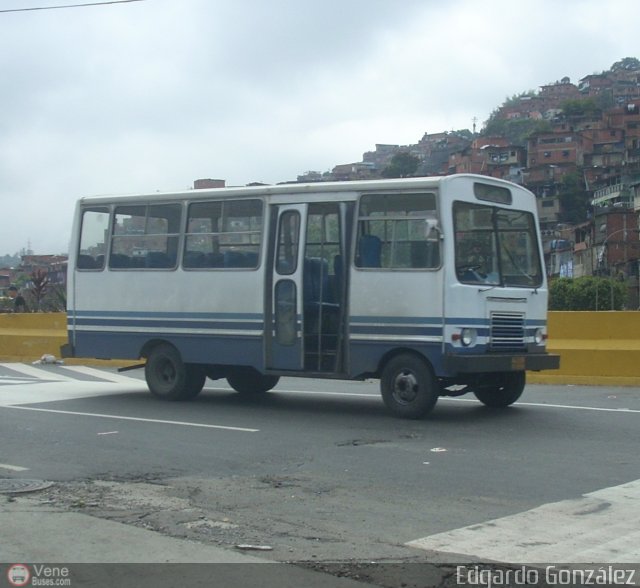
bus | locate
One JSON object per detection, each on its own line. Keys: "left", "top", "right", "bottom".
{"left": 63, "top": 174, "right": 559, "bottom": 419}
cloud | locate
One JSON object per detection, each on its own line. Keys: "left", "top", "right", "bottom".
{"left": 0, "top": 0, "right": 638, "bottom": 254}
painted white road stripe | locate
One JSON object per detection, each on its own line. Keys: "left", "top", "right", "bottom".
{"left": 0, "top": 463, "right": 30, "bottom": 472}
{"left": 4, "top": 405, "right": 259, "bottom": 433}
{"left": 62, "top": 365, "right": 142, "bottom": 385}
{"left": 0, "top": 380, "right": 147, "bottom": 407}
{"left": 0, "top": 376, "right": 40, "bottom": 386}
{"left": 443, "top": 396, "right": 640, "bottom": 414}
{"left": 407, "top": 479, "right": 640, "bottom": 563}
{"left": 0, "top": 363, "right": 75, "bottom": 382}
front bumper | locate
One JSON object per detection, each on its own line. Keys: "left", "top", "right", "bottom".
{"left": 444, "top": 352, "right": 560, "bottom": 373}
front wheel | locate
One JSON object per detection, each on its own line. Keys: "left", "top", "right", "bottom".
{"left": 145, "top": 343, "right": 206, "bottom": 401}
{"left": 380, "top": 353, "right": 438, "bottom": 419}
{"left": 227, "top": 368, "right": 280, "bottom": 394}
{"left": 473, "top": 371, "right": 525, "bottom": 407}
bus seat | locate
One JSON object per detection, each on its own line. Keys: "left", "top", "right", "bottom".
{"left": 358, "top": 235, "right": 382, "bottom": 268}
{"left": 146, "top": 251, "right": 171, "bottom": 268}
{"left": 304, "top": 257, "right": 331, "bottom": 304}
{"left": 205, "top": 252, "right": 224, "bottom": 268}
{"left": 224, "top": 250, "right": 246, "bottom": 268}
{"left": 77, "top": 254, "right": 96, "bottom": 269}
{"left": 244, "top": 252, "right": 259, "bottom": 268}
{"left": 109, "top": 253, "right": 130, "bottom": 268}
{"left": 333, "top": 254, "right": 343, "bottom": 300}
{"left": 183, "top": 251, "right": 205, "bottom": 268}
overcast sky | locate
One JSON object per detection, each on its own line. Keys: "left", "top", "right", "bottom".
{"left": 0, "top": 0, "right": 638, "bottom": 255}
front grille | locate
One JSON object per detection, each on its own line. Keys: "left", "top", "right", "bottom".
{"left": 490, "top": 312, "right": 525, "bottom": 350}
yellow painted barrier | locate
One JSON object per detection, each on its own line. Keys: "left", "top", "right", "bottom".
{"left": 0, "top": 313, "right": 130, "bottom": 367}
{"left": 530, "top": 311, "right": 640, "bottom": 386}
{"left": 0, "top": 311, "right": 639, "bottom": 385}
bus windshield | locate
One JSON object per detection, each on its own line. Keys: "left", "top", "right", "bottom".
{"left": 454, "top": 201, "right": 543, "bottom": 288}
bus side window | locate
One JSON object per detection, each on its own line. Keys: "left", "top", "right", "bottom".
{"left": 355, "top": 192, "right": 439, "bottom": 270}
{"left": 77, "top": 207, "right": 109, "bottom": 271}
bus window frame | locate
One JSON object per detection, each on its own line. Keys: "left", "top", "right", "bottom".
{"left": 77, "top": 206, "right": 110, "bottom": 271}
{"left": 354, "top": 191, "right": 441, "bottom": 272}
{"left": 182, "top": 197, "right": 265, "bottom": 271}
{"left": 108, "top": 202, "right": 183, "bottom": 271}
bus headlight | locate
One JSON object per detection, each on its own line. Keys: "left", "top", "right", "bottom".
{"left": 534, "top": 328, "right": 546, "bottom": 345}
{"left": 460, "top": 328, "right": 476, "bottom": 347}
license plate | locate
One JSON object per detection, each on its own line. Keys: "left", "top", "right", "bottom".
{"left": 511, "top": 356, "right": 526, "bottom": 370}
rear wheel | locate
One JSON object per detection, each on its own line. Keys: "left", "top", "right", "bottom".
{"left": 227, "top": 368, "right": 280, "bottom": 394}
{"left": 145, "top": 343, "right": 205, "bottom": 401}
{"left": 380, "top": 353, "right": 438, "bottom": 419}
{"left": 473, "top": 371, "right": 525, "bottom": 407}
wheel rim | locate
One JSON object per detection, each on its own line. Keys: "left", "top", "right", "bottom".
{"left": 158, "top": 358, "right": 177, "bottom": 386}
{"left": 392, "top": 369, "right": 419, "bottom": 404}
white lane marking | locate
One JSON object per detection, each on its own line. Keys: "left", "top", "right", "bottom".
{"left": 407, "top": 479, "right": 640, "bottom": 563}
{"left": 0, "top": 380, "right": 147, "bottom": 407}
{"left": 0, "top": 376, "right": 39, "bottom": 386}
{"left": 61, "top": 365, "right": 142, "bottom": 385}
{"left": 442, "top": 397, "right": 640, "bottom": 414}
{"left": 226, "top": 388, "right": 640, "bottom": 415}
{"left": 3, "top": 405, "right": 259, "bottom": 433}
{"left": 0, "top": 363, "right": 75, "bottom": 382}
{"left": 0, "top": 463, "right": 30, "bottom": 472}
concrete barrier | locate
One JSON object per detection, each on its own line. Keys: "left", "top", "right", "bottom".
{"left": 0, "top": 313, "right": 67, "bottom": 362}
{"left": 0, "top": 313, "right": 127, "bottom": 367}
{"left": 529, "top": 311, "right": 640, "bottom": 386}
{"left": 0, "top": 311, "right": 639, "bottom": 385}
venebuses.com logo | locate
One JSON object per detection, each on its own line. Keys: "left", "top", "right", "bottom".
{"left": 6, "top": 563, "right": 71, "bottom": 587}
{"left": 6, "top": 564, "right": 30, "bottom": 587}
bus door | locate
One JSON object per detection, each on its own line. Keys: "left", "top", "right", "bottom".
{"left": 266, "top": 204, "right": 307, "bottom": 371}
{"left": 302, "top": 201, "right": 352, "bottom": 373}
{"left": 266, "top": 201, "right": 353, "bottom": 373}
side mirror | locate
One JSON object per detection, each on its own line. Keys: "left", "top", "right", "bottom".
{"left": 425, "top": 218, "right": 441, "bottom": 242}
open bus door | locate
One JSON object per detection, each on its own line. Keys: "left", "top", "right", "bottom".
{"left": 266, "top": 201, "right": 353, "bottom": 374}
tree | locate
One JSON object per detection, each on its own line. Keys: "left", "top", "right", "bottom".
{"left": 482, "top": 116, "right": 551, "bottom": 147}
{"left": 560, "top": 97, "right": 601, "bottom": 118}
{"left": 549, "top": 276, "right": 627, "bottom": 310}
{"left": 610, "top": 57, "right": 640, "bottom": 72}
{"left": 381, "top": 152, "right": 420, "bottom": 178}
{"left": 29, "top": 268, "right": 50, "bottom": 312}
{"left": 558, "top": 172, "right": 590, "bottom": 224}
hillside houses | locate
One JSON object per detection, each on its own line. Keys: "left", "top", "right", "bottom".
{"left": 298, "top": 61, "right": 640, "bottom": 305}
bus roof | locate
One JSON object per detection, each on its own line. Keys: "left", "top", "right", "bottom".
{"left": 77, "top": 174, "right": 526, "bottom": 205}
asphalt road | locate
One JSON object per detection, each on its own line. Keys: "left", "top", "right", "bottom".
{"left": 1, "top": 363, "right": 639, "bottom": 584}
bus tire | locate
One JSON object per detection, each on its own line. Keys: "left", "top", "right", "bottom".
{"left": 473, "top": 371, "right": 525, "bottom": 407}
{"left": 380, "top": 353, "right": 438, "bottom": 419}
{"left": 227, "top": 369, "right": 280, "bottom": 394}
{"left": 145, "top": 343, "right": 205, "bottom": 401}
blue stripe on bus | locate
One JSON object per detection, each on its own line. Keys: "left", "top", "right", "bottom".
{"left": 349, "top": 325, "right": 442, "bottom": 337}
{"left": 70, "top": 310, "right": 263, "bottom": 320}
{"left": 73, "top": 318, "right": 262, "bottom": 331}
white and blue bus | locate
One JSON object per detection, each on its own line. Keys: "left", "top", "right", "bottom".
{"left": 64, "top": 174, "right": 559, "bottom": 419}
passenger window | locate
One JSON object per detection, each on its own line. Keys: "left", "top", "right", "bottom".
{"left": 78, "top": 208, "right": 109, "bottom": 270}
{"left": 355, "top": 193, "right": 440, "bottom": 269}
{"left": 110, "top": 203, "right": 181, "bottom": 270}
{"left": 276, "top": 211, "right": 300, "bottom": 275}
{"left": 184, "top": 199, "right": 263, "bottom": 269}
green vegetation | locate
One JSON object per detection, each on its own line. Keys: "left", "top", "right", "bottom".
{"left": 482, "top": 116, "right": 551, "bottom": 147}
{"left": 558, "top": 172, "right": 590, "bottom": 224}
{"left": 549, "top": 276, "right": 627, "bottom": 310}
{"left": 381, "top": 152, "right": 420, "bottom": 178}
